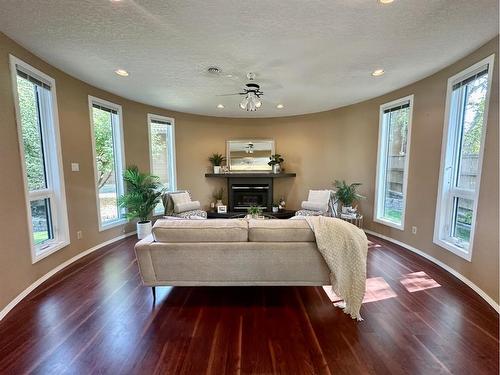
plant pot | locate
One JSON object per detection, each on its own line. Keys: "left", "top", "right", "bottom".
{"left": 213, "top": 166, "right": 221, "bottom": 174}
{"left": 272, "top": 164, "right": 281, "bottom": 174}
{"left": 342, "top": 206, "right": 352, "bottom": 214}
{"left": 137, "top": 221, "right": 152, "bottom": 239}
{"left": 272, "top": 206, "right": 279, "bottom": 213}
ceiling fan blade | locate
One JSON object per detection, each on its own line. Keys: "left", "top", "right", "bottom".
{"left": 216, "top": 93, "right": 245, "bottom": 96}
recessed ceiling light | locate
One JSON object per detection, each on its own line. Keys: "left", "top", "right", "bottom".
{"left": 217, "top": 104, "right": 224, "bottom": 109}
{"left": 379, "top": 0, "right": 394, "bottom": 4}
{"left": 276, "top": 104, "right": 284, "bottom": 109}
{"left": 115, "top": 69, "right": 129, "bottom": 77}
{"left": 371, "top": 69, "right": 385, "bottom": 77}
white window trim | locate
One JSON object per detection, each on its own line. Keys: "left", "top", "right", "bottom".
{"left": 147, "top": 114, "right": 177, "bottom": 216}
{"left": 9, "top": 55, "right": 70, "bottom": 263}
{"left": 433, "top": 54, "right": 495, "bottom": 261}
{"left": 88, "top": 96, "right": 127, "bottom": 231}
{"left": 374, "top": 95, "right": 414, "bottom": 231}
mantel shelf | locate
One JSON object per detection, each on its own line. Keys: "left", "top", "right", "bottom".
{"left": 204, "top": 172, "right": 296, "bottom": 178}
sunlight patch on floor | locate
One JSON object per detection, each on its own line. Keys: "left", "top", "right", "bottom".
{"left": 322, "top": 276, "right": 397, "bottom": 304}
{"left": 400, "top": 271, "right": 441, "bottom": 293}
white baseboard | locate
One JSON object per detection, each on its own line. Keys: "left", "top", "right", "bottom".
{"left": 364, "top": 229, "right": 499, "bottom": 313}
{"left": 0, "top": 231, "right": 137, "bottom": 321}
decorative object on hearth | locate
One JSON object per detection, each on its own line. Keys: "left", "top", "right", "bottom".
{"left": 217, "top": 205, "right": 227, "bottom": 213}
{"left": 213, "top": 187, "right": 224, "bottom": 208}
{"left": 278, "top": 196, "right": 286, "bottom": 210}
{"left": 295, "top": 190, "right": 338, "bottom": 217}
{"left": 161, "top": 191, "right": 207, "bottom": 219}
{"left": 118, "top": 166, "right": 164, "bottom": 239}
{"left": 247, "top": 205, "right": 263, "bottom": 219}
{"left": 272, "top": 203, "right": 279, "bottom": 213}
{"left": 334, "top": 180, "right": 365, "bottom": 214}
{"left": 268, "top": 154, "right": 284, "bottom": 174}
{"left": 208, "top": 153, "right": 226, "bottom": 174}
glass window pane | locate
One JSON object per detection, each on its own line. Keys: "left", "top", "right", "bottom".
{"left": 30, "top": 198, "right": 53, "bottom": 246}
{"left": 150, "top": 122, "right": 170, "bottom": 188}
{"left": 17, "top": 75, "right": 48, "bottom": 191}
{"left": 456, "top": 74, "right": 488, "bottom": 190}
{"left": 451, "top": 197, "right": 473, "bottom": 244}
{"left": 150, "top": 121, "right": 174, "bottom": 214}
{"left": 381, "top": 106, "right": 410, "bottom": 224}
{"left": 93, "top": 107, "right": 119, "bottom": 223}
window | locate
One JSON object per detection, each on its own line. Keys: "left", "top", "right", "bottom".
{"left": 374, "top": 95, "right": 414, "bottom": 230}
{"left": 10, "top": 55, "right": 70, "bottom": 262}
{"left": 148, "top": 114, "right": 176, "bottom": 215}
{"left": 89, "top": 96, "right": 126, "bottom": 230}
{"left": 434, "top": 55, "right": 494, "bottom": 260}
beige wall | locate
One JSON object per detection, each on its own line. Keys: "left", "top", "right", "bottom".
{"left": 0, "top": 32, "right": 498, "bottom": 313}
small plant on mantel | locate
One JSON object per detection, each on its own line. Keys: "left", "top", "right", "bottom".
{"left": 208, "top": 153, "right": 226, "bottom": 174}
{"left": 268, "top": 154, "right": 284, "bottom": 173}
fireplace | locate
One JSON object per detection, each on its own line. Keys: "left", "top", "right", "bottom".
{"left": 228, "top": 177, "right": 273, "bottom": 212}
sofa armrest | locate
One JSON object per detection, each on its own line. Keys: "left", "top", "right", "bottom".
{"left": 134, "top": 234, "right": 157, "bottom": 285}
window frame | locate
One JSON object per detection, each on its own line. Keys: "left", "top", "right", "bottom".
{"left": 147, "top": 114, "right": 177, "bottom": 216}
{"left": 433, "top": 54, "right": 495, "bottom": 261}
{"left": 374, "top": 95, "right": 414, "bottom": 231}
{"left": 88, "top": 96, "right": 127, "bottom": 231}
{"left": 9, "top": 55, "right": 70, "bottom": 263}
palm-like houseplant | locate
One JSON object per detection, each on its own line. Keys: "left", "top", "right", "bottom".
{"left": 118, "top": 166, "right": 164, "bottom": 239}
{"left": 334, "top": 180, "right": 365, "bottom": 213}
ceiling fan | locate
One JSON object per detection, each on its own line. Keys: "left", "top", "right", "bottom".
{"left": 217, "top": 72, "right": 264, "bottom": 111}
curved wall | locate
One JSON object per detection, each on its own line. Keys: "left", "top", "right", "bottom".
{"left": 0, "top": 32, "right": 498, "bottom": 314}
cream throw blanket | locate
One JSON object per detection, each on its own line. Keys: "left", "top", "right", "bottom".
{"left": 305, "top": 216, "right": 368, "bottom": 320}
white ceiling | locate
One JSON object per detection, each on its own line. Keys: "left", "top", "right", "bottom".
{"left": 0, "top": 0, "right": 498, "bottom": 118}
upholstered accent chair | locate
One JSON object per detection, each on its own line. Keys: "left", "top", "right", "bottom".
{"left": 295, "top": 190, "right": 338, "bottom": 217}
{"left": 161, "top": 191, "right": 207, "bottom": 219}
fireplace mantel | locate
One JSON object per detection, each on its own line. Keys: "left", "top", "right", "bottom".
{"left": 204, "top": 172, "right": 296, "bottom": 178}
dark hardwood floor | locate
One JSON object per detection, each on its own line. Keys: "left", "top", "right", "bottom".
{"left": 0, "top": 235, "right": 498, "bottom": 374}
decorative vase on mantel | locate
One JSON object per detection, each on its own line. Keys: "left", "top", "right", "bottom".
{"left": 272, "top": 164, "right": 281, "bottom": 174}
{"left": 213, "top": 166, "right": 221, "bottom": 174}
{"left": 215, "top": 199, "right": 223, "bottom": 208}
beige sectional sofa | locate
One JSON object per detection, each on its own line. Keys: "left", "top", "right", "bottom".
{"left": 134, "top": 219, "right": 330, "bottom": 292}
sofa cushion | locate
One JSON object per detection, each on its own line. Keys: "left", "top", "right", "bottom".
{"left": 248, "top": 219, "right": 315, "bottom": 242}
{"left": 152, "top": 219, "right": 248, "bottom": 243}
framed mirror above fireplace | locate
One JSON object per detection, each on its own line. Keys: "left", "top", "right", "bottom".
{"left": 226, "top": 139, "right": 275, "bottom": 172}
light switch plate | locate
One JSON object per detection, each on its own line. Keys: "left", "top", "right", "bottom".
{"left": 71, "top": 163, "right": 80, "bottom": 172}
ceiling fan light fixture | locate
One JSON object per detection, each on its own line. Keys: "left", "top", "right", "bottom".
{"left": 276, "top": 104, "right": 284, "bottom": 109}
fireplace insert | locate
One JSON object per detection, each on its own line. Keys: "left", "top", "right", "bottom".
{"left": 228, "top": 177, "right": 273, "bottom": 212}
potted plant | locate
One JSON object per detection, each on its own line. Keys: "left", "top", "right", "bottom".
{"left": 268, "top": 154, "right": 284, "bottom": 173}
{"left": 213, "top": 187, "right": 224, "bottom": 208}
{"left": 272, "top": 202, "right": 280, "bottom": 213}
{"left": 209, "top": 153, "right": 226, "bottom": 174}
{"left": 247, "top": 205, "right": 263, "bottom": 219}
{"left": 334, "top": 180, "right": 365, "bottom": 214}
{"left": 118, "top": 166, "right": 164, "bottom": 239}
